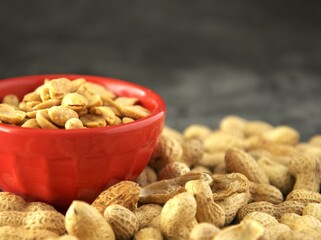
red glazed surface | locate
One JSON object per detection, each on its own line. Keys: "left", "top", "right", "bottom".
{"left": 0, "top": 74, "right": 166, "bottom": 209}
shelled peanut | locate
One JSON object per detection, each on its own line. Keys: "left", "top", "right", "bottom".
{"left": 1, "top": 115, "right": 321, "bottom": 239}
{"left": 0, "top": 78, "right": 150, "bottom": 129}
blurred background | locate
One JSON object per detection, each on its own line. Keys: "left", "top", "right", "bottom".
{"left": 1, "top": 1, "right": 320, "bottom": 140}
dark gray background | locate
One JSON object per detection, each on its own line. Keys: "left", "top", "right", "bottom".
{"left": 1, "top": 1, "right": 321, "bottom": 140}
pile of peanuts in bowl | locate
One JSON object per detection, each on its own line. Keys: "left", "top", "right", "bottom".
{"left": 1, "top": 78, "right": 321, "bottom": 239}
{"left": 0, "top": 77, "right": 150, "bottom": 129}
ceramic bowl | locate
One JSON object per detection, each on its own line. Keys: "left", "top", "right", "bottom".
{"left": 0, "top": 74, "right": 166, "bottom": 209}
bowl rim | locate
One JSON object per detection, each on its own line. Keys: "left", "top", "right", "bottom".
{"left": 0, "top": 74, "right": 166, "bottom": 135}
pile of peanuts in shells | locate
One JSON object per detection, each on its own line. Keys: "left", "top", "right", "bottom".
{"left": 1, "top": 82, "right": 321, "bottom": 240}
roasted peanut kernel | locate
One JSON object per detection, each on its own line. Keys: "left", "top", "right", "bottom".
{"left": 39, "top": 86, "right": 51, "bottom": 102}
{"left": 114, "top": 97, "right": 139, "bottom": 106}
{"left": 36, "top": 110, "right": 58, "bottom": 129}
{"left": 111, "top": 116, "right": 122, "bottom": 126}
{"left": 109, "top": 106, "right": 122, "bottom": 117}
{"left": 33, "top": 99, "right": 61, "bottom": 110}
{"left": 75, "top": 83, "right": 87, "bottom": 95}
{"left": 86, "top": 82, "right": 117, "bottom": 100}
{"left": 26, "top": 101, "right": 42, "bottom": 108}
{"left": 65, "top": 118, "right": 85, "bottom": 129}
{"left": 21, "top": 118, "right": 41, "bottom": 128}
{"left": 22, "top": 92, "right": 42, "bottom": 102}
{"left": 122, "top": 117, "right": 135, "bottom": 124}
{"left": 48, "top": 106, "right": 79, "bottom": 127}
{"left": 0, "top": 103, "right": 26, "bottom": 124}
{"left": 26, "top": 111, "right": 38, "bottom": 119}
{"left": 48, "top": 78, "right": 73, "bottom": 100}
{"left": 85, "top": 93, "right": 103, "bottom": 108}
{"left": 2, "top": 94, "right": 19, "bottom": 107}
{"left": 90, "top": 106, "right": 116, "bottom": 125}
{"left": 19, "top": 101, "right": 33, "bottom": 112}
{"left": 119, "top": 105, "right": 151, "bottom": 120}
{"left": 75, "top": 108, "right": 88, "bottom": 117}
{"left": 61, "top": 93, "right": 88, "bottom": 111}
{"left": 70, "top": 78, "right": 86, "bottom": 92}
{"left": 80, "top": 114, "right": 107, "bottom": 128}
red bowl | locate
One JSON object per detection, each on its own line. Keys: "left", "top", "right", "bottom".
{"left": 0, "top": 74, "right": 166, "bottom": 209}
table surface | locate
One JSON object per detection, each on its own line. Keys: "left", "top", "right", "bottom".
{"left": 1, "top": 1, "right": 321, "bottom": 140}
